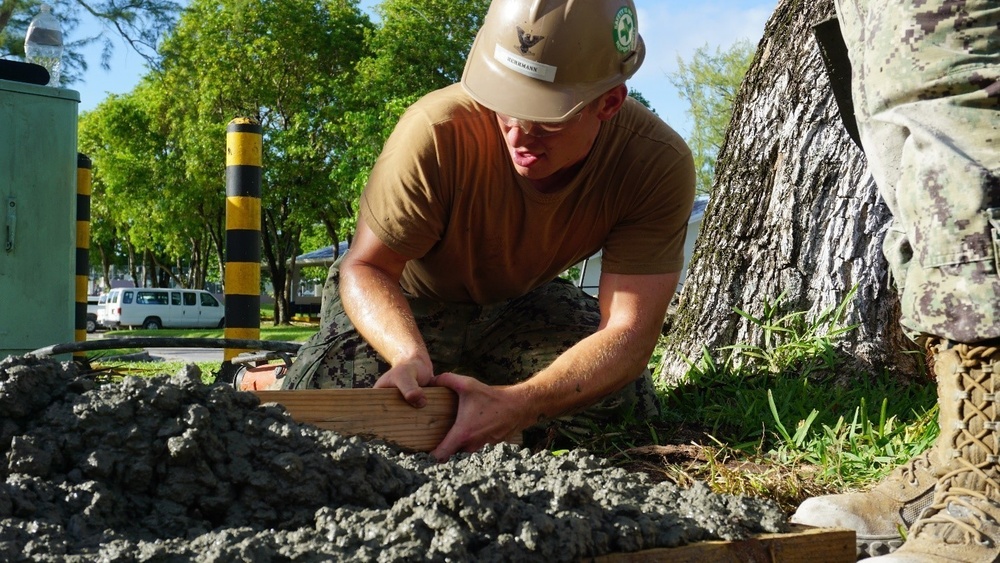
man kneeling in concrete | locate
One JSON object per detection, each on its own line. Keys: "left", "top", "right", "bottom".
{"left": 282, "top": 0, "right": 695, "bottom": 461}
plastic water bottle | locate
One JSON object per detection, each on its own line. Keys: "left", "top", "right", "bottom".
{"left": 24, "top": 4, "right": 63, "bottom": 86}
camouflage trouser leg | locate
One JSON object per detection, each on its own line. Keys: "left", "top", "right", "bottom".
{"left": 283, "top": 259, "right": 659, "bottom": 441}
{"left": 835, "top": 0, "right": 1000, "bottom": 342}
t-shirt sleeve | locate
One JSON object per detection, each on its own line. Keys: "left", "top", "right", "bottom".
{"left": 359, "top": 106, "right": 449, "bottom": 260}
{"left": 599, "top": 144, "right": 697, "bottom": 275}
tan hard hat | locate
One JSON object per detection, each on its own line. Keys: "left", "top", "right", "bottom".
{"left": 461, "top": 0, "right": 645, "bottom": 122}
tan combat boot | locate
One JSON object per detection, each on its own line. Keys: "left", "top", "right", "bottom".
{"left": 867, "top": 342, "right": 1000, "bottom": 562}
{"left": 790, "top": 337, "right": 947, "bottom": 558}
{"left": 791, "top": 443, "right": 939, "bottom": 557}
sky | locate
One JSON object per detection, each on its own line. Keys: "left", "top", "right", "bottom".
{"left": 73, "top": 0, "right": 779, "bottom": 139}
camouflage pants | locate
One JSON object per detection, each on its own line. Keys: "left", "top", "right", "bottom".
{"left": 835, "top": 0, "right": 1000, "bottom": 342}
{"left": 283, "top": 259, "right": 660, "bottom": 441}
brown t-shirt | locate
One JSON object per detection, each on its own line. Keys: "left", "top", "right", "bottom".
{"left": 360, "top": 83, "right": 695, "bottom": 305}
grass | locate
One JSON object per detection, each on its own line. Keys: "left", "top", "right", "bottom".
{"left": 561, "top": 288, "right": 939, "bottom": 512}
{"left": 103, "top": 324, "right": 319, "bottom": 342}
{"left": 85, "top": 314, "right": 319, "bottom": 383}
{"left": 82, "top": 294, "right": 939, "bottom": 514}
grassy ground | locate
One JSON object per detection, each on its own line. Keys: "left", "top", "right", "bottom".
{"left": 85, "top": 315, "right": 317, "bottom": 381}
{"left": 573, "top": 341, "right": 937, "bottom": 514}
{"left": 84, "top": 301, "right": 938, "bottom": 516}
{"left": 565, "top": 292, "right": 938, "bottom": 513}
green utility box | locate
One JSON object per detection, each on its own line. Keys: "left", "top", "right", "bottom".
{"left": 0, "top": 79, "right": 79, "bottom": 360}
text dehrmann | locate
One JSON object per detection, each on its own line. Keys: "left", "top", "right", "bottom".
{"left": 493, "top": 44, "right": 557, "bottom": 82}
{"left": 507, "top": 56, "right": 538, "bottom": 73}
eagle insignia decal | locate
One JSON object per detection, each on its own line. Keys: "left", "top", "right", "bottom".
{"left": 516, "top": 26, "right": 544, "bottom": 54}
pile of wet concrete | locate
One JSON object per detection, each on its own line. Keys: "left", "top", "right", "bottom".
{"left": 0, "top": 355, "right": 788, "bottom": 561}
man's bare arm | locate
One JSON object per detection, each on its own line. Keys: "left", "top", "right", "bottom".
{"left": 431, "top": 270, "right": 678, "bottom": 459}
{"left": 339, "top": 215, "right": 434, "bottom": 407}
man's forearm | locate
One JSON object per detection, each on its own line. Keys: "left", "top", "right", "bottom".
{"left": 512, "top": 324, "right": 657, "bottom": 424}
{"left": 511, "top": 270, "right": 678, "bottom": 425}
{"left": 339, "top": 261, "right": 430, "bottom": 371}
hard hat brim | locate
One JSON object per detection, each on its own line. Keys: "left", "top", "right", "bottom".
{"left": 461, "top": 29, "right": 646, "bottom": 122}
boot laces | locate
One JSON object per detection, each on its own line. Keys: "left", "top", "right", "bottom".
{"left": 911, "top": 344, "right": 1000, "bottom": 546}
{"left": 899, "top": 451, "right": 932, "bottom": 487}
{"left": 913, "top": 470, "right": 1000, "bottom": 546}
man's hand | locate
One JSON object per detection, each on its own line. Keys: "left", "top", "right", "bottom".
{"left": 342, "top": 215, "right": 438, "bottom": 408}
{"left": 373, "top": 357, "right": 435, "bottom": 408}
{"left": 429, "top": 372, "right": 531, "bottom": 461}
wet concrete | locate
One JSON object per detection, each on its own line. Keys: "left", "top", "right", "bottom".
{"left": 1, "top": 355, "right": 788, "bottom": 561}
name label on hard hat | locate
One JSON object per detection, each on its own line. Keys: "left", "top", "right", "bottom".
{"left": 494, "top": 44, "right": 557, "bottom": 83}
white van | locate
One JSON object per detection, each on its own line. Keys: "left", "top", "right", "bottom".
{"left": 86, "top": 294, "right": 106, "bottom": 333}
{"left": 103, "top": 288, "right": 225, "bottom": 330}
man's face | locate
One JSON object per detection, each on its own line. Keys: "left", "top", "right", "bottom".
{"left": 495, "top": 106, "right": 601, "bottom": 189}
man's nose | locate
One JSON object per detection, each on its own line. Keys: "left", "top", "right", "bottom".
{"left": 506, "top": 123, "right": 539, "bottom": 144}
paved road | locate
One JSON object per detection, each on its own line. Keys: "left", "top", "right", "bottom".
{"left": 145, "top": 346, "right": 224, "bottom": 363}
{"left": 87, "top": 332, "right": 224, "bottom": 363}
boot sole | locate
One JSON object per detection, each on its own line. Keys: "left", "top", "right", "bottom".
{"left": 859, "top": 535, "right": 904, "bottom": 559}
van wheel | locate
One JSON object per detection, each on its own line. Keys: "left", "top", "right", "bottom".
{"left": 218, "top": 318, "right": 226, "bottom": 329}
{"left": 142, "top": 318, "right": 162, "bottom": 330}
{"left": 86, "top": 315, "right": 97, "bottom": 333}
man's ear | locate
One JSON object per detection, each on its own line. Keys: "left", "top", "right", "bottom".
{"left": 595, "top": 84, "right": 629, "bottom": 121}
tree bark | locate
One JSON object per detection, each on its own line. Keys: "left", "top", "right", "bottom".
{"left": 658, "top": 0, "right": 922, "bottom": 385}
{"left": 261, "top": 211, "right": 298, "bottom": 326}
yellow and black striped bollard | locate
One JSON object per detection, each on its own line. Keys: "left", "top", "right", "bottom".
{"left": 223, "top": 118, "right": 262, "bottom": 371}
{"left": 74, "top": 153, "right": 92, "bottom": 362}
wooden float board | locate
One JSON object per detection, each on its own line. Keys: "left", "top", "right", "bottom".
{"left": 253, "top": 387, "right": 458, "bottom": 452}
{"left": 590, "top": 525, "right": 855, "bottom": 562}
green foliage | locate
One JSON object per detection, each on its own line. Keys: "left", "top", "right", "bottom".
{"left": 332, "top": 0, "right": 490, "bottom": 224}
{"left": 356, "top": 0, "right": 488, "bottom": 103}
{"left": 766, "top": 391, "right": 938, "bottom": 484}
{"left": 80, "top": 0, "right": 378, "bottom": 308}
{"left": 105, "top": 325, "right": 319, "bottom": 341}
{"left": 627, "top": 89, "right": 656, "bottom": 113}
{"left": 0, "top": 0, "right": 180, "bottom": 85}
{"left": 657, "top": 289, "right": 938, "bottom": 488}
{"left": 154, "top": 0, "right": 373, "bottom": 236}
{"left": 670, "top": 40, "right": 755, "bottom": 196}
{"left": 80, "top": 83, "right": 223, "bottom": 289}
{"left": 724, "top": 288, "right": 859, "bottom": 377}
{"left": 559, "top": 265, "right": 581, "bottom": 284}
{"left": 88, "top": 324, "right": 319, "bottom": 383}
{"left": 78, "top": 0, "right": 492, "bottom": 319}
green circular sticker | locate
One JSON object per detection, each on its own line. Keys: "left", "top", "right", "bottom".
{"left": 613, "top": 6, "right": 636, "bottom": 54}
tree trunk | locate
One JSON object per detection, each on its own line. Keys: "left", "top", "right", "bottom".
{"left": 98, "top": 244, "right": 112, "bottom": 292}
{"left": 261, "top": 211, "right": 298, "bottom": 326}
{"left": 127, "top": 242, "right": 140, "bottom": 289}
{"left": 151, "top": 253, "right": 184, "bottom": 288}
{"left": 658, "top": 0, "right": 922, "bottom": 385}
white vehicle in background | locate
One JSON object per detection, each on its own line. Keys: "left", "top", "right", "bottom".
{"left": 94, "top": 293, "right": 109, "bottom": 329}
{"left": 103, "top": 288, "right": 225, "bottom": 330}
{"left": 86, "top": 294, "right": 105, "bottom": 333}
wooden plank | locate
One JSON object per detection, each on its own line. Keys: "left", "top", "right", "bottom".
{"left": 253, "top": 387, "right": 458, "bottom": 452}
{"left": 591, "top": 525, "right": 855, "bottom": 563}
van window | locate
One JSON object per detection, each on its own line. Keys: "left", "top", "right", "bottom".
{"left": 183, "top": 292, "right": 196, "bottom": 306}
{"left": 137, "top": 291, "right": 168, "bottom": 305}
{"left": 201, "top": 293, "right": 220, "bottom": 307}
{"left": 171, "top": 292, "right": 181, "bottom": 306}
{"left": 122, "top": 291, "right": 133, "bottom": 304}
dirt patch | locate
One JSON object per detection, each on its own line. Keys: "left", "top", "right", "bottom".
{"left": 1, "top": 355, "right": 788, "bottom": 561}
